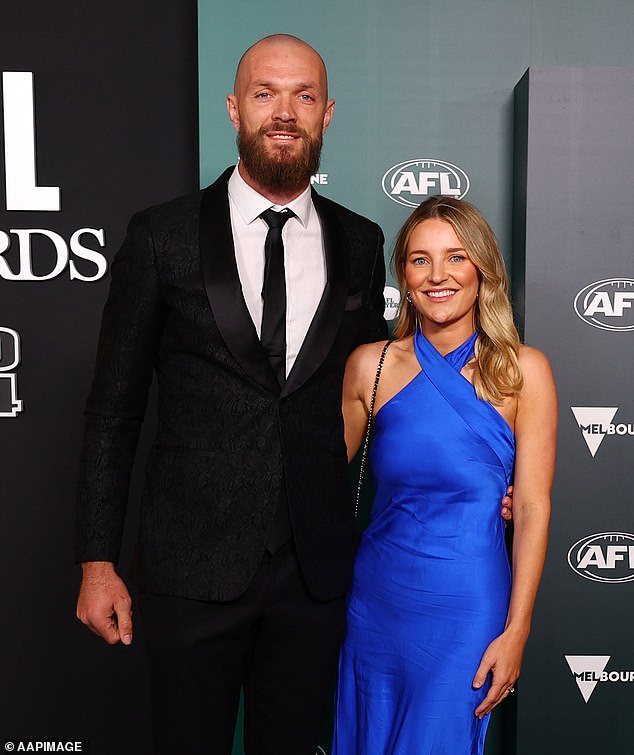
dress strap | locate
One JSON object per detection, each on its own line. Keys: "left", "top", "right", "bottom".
{"left": 444, "top": 330, "right": 479, "bottom": 371}
{"left": 414, "top": 329, "right": 478, "bottom": 372}
{"left": 355, "top": 340, "right": 391, "bottom": 518}
{"left": 413, "top": 328, "right": 515, "bottom": 479}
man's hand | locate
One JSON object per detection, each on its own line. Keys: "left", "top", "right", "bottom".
{"left": 501, "top": 485, "right": 513, "bottom": 522}
{"left": 76, "top": 561, "right": 133, "bottom": 645}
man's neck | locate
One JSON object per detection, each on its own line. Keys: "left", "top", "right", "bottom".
{"left": 237, "top": 162, "right": 309, "bottom": 206}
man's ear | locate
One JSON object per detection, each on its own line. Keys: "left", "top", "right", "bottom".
{"left": 322, "top": 99, "right": 335, "bottom": 134}
{"left": 227, "top": 95, "right": 240, "bottom": 133}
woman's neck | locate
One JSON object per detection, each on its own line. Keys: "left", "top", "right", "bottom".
{"left": 420, "top": 321, "right": 476, "bottom": 357}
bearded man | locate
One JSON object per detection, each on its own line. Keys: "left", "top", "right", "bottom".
{"left": 75, "top": 34, "right": 387, "bottom": 755}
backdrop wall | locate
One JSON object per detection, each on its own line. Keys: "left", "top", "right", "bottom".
{"left": 199, "top": 0, "right": 634, "bottom": 288}
{"left": 513, "top": 67, "right": 634, "bottom": 754}
{"left": 1, "top": 2, "right": 633, "bottom": 754}
{"left": 1, "top": 3, "right": 198, "bottom": 753}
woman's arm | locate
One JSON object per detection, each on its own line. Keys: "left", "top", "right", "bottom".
{"left": 342, "top": 341, "right": 389, "bottom": 462}
{"left": 473, "top": 345, "right": 557, "bottom": 717}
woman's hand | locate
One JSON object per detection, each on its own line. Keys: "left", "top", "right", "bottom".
{"left": 471, "top": 346, "right": 556, "bottom": 718}
{"left": 472, "top": 627, "right": 527, "bottom": 718}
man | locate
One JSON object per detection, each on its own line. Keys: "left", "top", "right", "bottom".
{"left": 75, "top": 34, "right": 387, "bottom": 755}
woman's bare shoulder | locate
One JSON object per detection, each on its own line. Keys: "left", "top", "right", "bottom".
{"left": 348, "top": 336, "right": 413, "bottom": 371}
{"left": 348, "top": 339, "right": 390, "bottom": 362}
{"left": 518, "top": 344, "right": 554, "bottom": 382}
{"left": 517, "top": 345, "right": 557, "bottom": 412}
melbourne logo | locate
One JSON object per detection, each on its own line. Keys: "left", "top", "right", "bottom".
{"left": 570, "top": 406, "right": 633, "bottom": 457}
{"left": 0, "top": 327, "right": 23, "bottom": 417}
{"left": 565, "top": 655, "right": 634, "bottom": 703}
{"left": 573, "top": 278, "right": 634, "bottom": 331}
{"left": 382, "top": 159, "right": 470, "bottom": 207}
{"left": 1, "top": 71, "right": 107, "bottom": 281}
{"left": 568, "top": 532, "right": 634, "bottom": 583}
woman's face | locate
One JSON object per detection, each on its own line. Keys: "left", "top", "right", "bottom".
{"left": 404, "top": 218, "right": 480, "bottom": 334}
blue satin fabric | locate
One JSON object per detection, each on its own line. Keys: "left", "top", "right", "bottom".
{"left": 332, "top": 330, "right": 515, "bottom": 755}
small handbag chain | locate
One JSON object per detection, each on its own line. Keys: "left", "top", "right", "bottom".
{"left": 354, "top": 340, "right": 391, "bottom": 518}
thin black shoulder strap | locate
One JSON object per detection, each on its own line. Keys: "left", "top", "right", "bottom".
{"left": 355, "top": 340, "right": 391, "bottom": 518}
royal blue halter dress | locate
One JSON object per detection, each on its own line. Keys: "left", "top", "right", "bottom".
{"left": 332, "top": 330, "right": 515, "bottom": 755}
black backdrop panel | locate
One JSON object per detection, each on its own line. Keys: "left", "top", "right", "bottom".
{"left": 0, "top": 3, "right": 198, "bottom": 752}
{"left": 513, "top": 68, "right": 634, "bottom": 755}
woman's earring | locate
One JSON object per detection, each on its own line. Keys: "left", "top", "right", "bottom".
{"left": 406, "top": 291, "right": 413, "bottom": 305}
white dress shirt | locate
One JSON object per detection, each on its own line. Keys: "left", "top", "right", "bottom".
{"left": 228, "top": 165, "right": 327, "bottom": 378}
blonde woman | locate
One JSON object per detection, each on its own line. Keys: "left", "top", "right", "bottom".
{"left": 332, "top": 196, "right": 556, "bottom": 754}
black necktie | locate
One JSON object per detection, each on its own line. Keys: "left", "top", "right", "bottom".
{"left": 260, "top": 208, "right": 294, "bottom": 386}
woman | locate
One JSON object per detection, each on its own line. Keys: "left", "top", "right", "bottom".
{"left": 332, "top": 196, "right": 556, "bottom": 754}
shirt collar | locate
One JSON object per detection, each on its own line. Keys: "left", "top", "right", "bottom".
{"left": 228, "top": 164, "right": 313, "bottom": 228}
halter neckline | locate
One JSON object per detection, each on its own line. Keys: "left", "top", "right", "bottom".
{"left": 414, "top": 329, "right": 478, "bottom": 372}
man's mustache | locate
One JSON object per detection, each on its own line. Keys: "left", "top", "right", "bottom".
{"left": 259, "top": 122, "right": 310, "bottom": 139}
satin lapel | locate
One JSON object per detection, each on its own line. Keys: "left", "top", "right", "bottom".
{"left": 199, "top": 168, "right": 280, "bottom": 395}
{"left": 282, "top": 190, "right": 349, "bottom": 396}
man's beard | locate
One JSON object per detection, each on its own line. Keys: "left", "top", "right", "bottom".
{"left": 237, "top": 122, "right": 322, "bottom": 194}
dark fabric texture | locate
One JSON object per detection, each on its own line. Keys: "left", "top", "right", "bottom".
{"left": 75, "top": 166, "right": 387, "bottom": 602}
{"left": 139, "top": 544, "right": 347, "bottom": 755}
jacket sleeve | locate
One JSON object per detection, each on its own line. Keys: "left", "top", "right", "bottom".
{"left": 357, "top": 224, "right": 388, "bottom": 346}
{"left": 74, "top": 211, "right": 163, "bottom": 564}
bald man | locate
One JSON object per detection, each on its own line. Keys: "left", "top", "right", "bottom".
{"left": 75, "top": 35, "right": 387, "bottom": 754}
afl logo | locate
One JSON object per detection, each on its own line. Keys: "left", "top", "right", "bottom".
{"left": 568, "top": 532, "right": 634, "bottom": 583}
{"left": 573, "top": 278, "right": 634, "bottom": 331}
{"left": 381, "top": 159, "right": 470, "bottom": 207}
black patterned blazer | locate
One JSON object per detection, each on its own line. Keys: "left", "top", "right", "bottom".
{"left": 75, "top": 167, "right": 387, "bottom": 602}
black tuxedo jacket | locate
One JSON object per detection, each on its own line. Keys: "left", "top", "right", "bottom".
{"left": 75, "top": 167, "right": 387, "bottom": 602}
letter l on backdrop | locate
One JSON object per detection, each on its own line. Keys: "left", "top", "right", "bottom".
{"left": 2, "top": 71, "right": 60, "bottom": 211}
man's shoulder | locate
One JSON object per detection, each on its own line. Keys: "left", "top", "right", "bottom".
{"left": 139, "top": 189, "right": 204, "bottom": 222}
{"left": 133, "top": 167, "right": 233, "bottom": 226}
{"left": 313, "top": 192, "right": 382, "bottom": 237}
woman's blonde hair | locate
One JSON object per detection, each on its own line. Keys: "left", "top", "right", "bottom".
{"left": 391, "top": 195, "right": 523, "bottom": 404}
